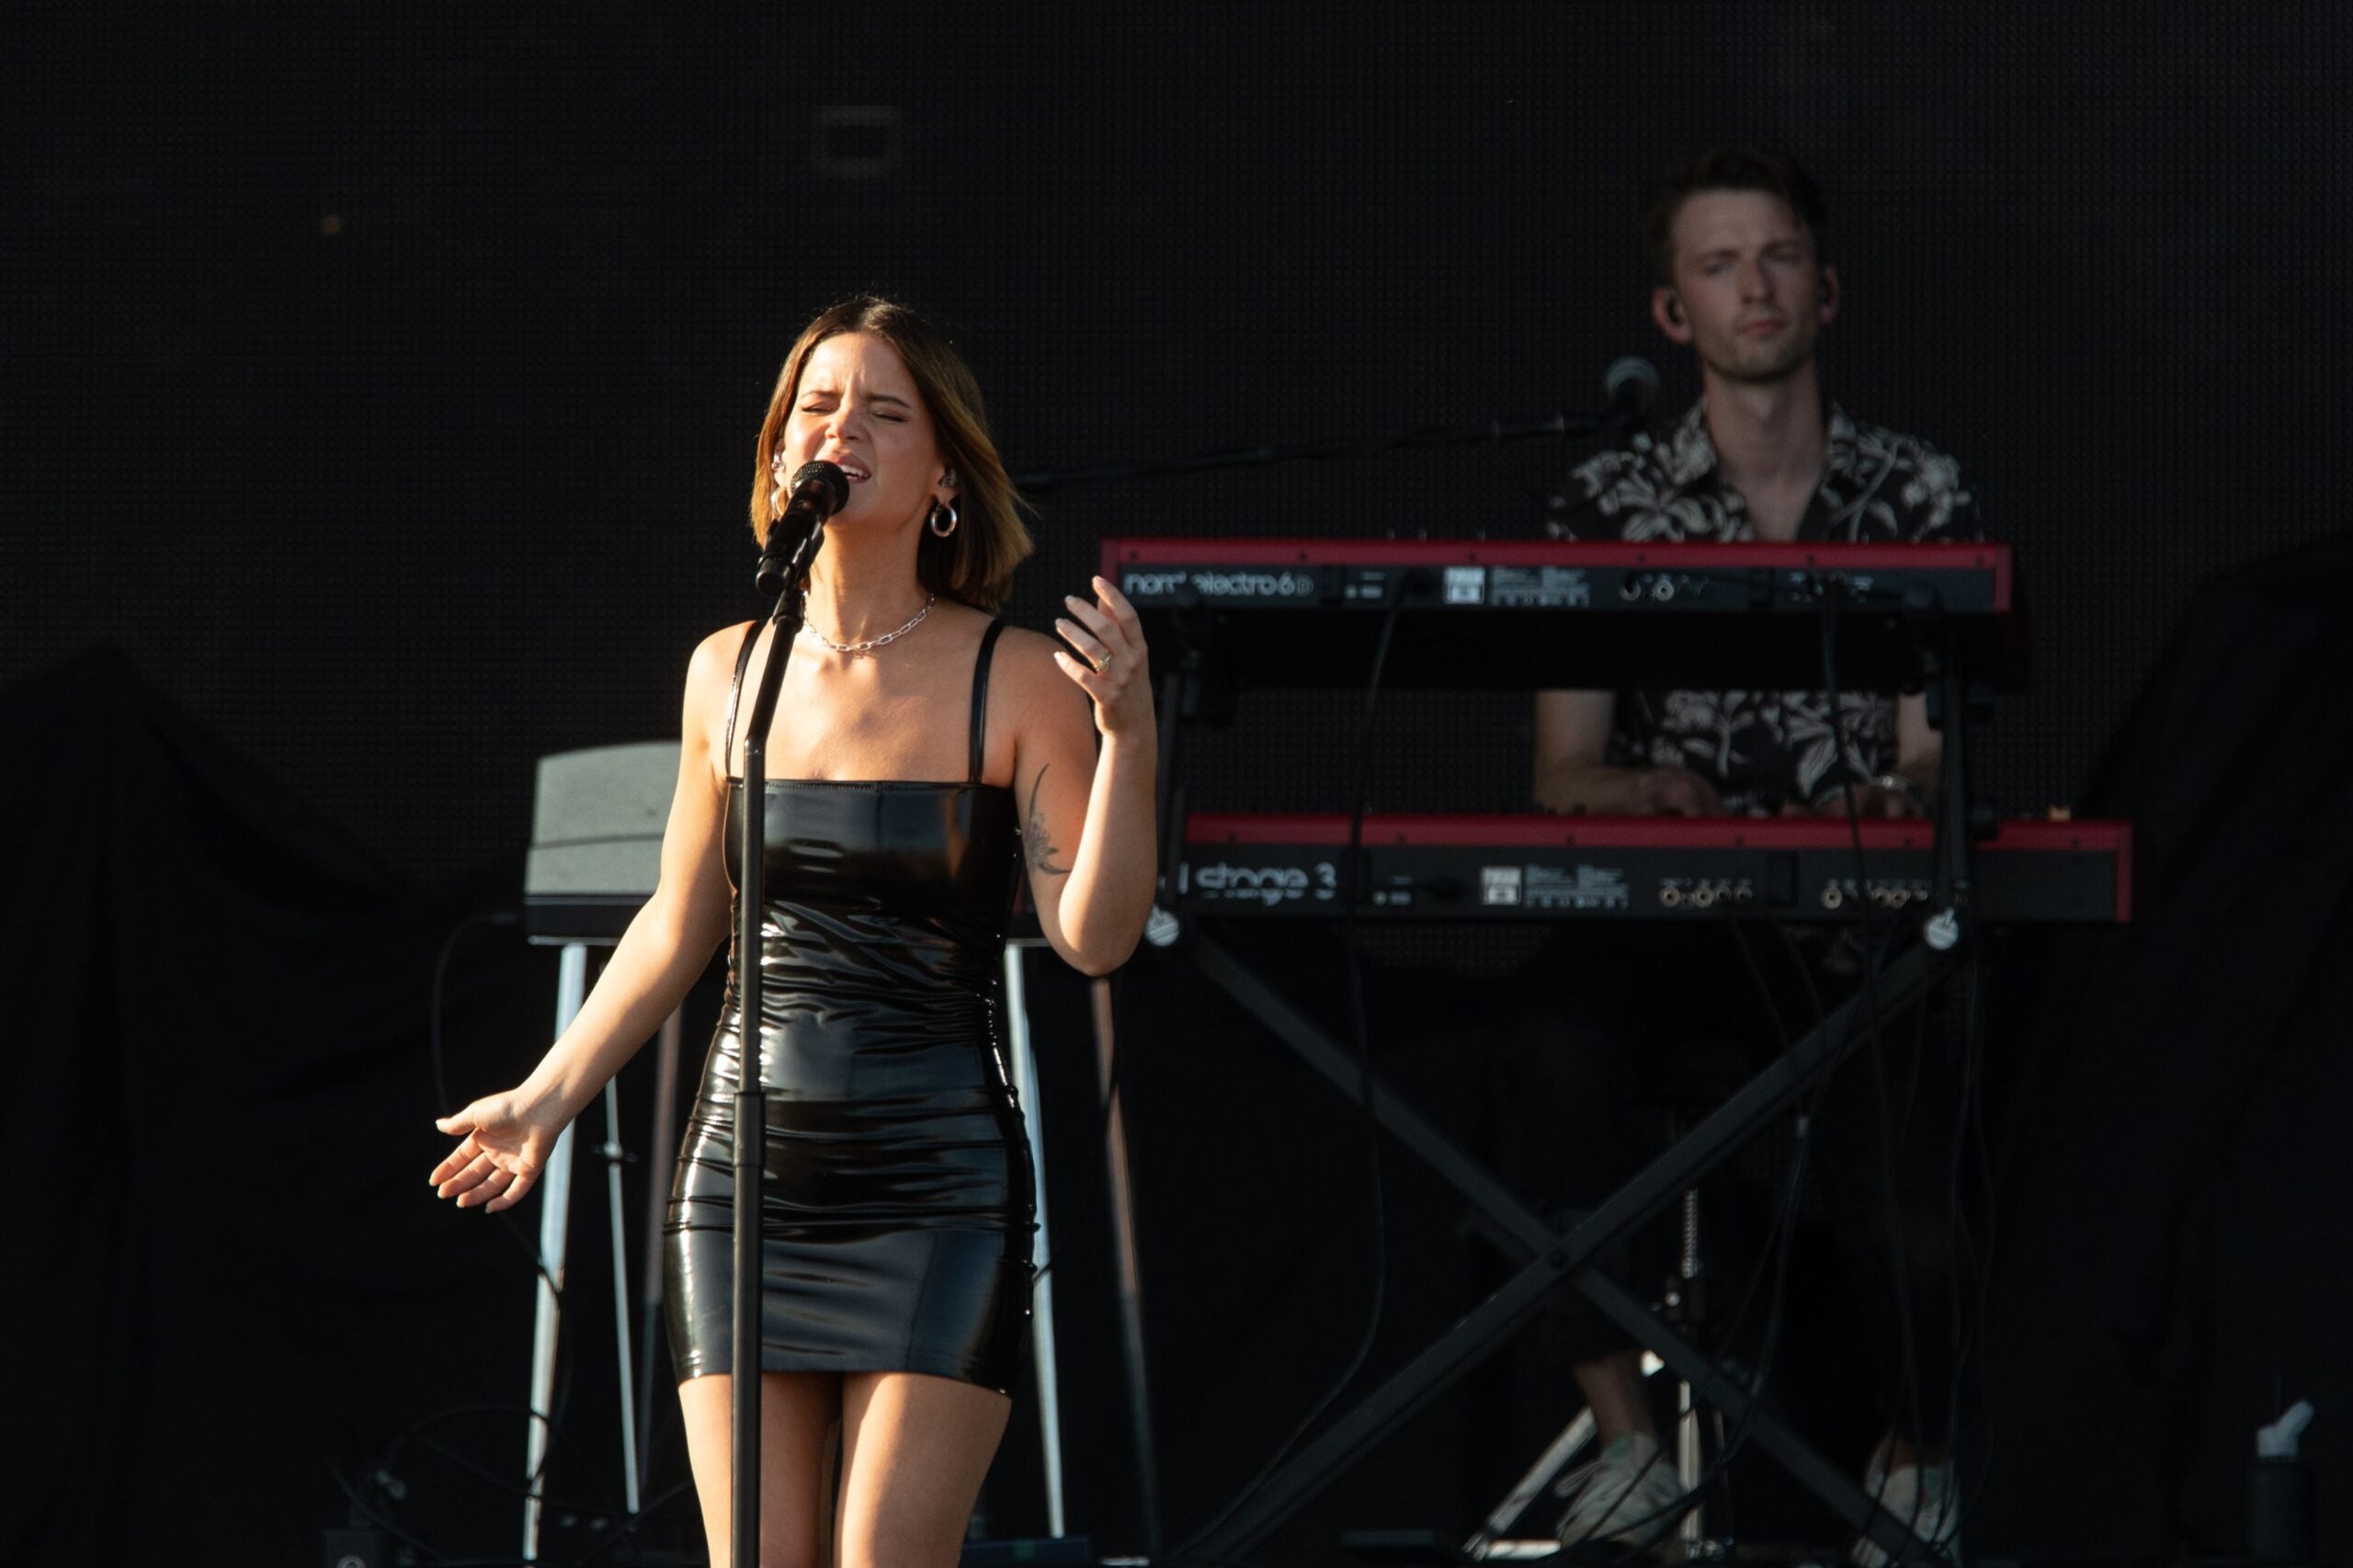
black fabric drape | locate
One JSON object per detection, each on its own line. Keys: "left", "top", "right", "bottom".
{"left": 1, "top": 649, "right": 553, "bottom": 1565}
{"left": 1974, "top": 536, "right": 2353, "bottom": 1558}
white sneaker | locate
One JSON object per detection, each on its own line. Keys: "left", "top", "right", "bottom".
{"left": 1848, "top": 1458, "right": 1961, "bottom": 1566}
{"left": 1552, "top": 1431, "right": 1688, "bottom": 1554}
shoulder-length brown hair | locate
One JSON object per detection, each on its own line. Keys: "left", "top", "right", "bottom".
{"left": 748, "top": 296, "right": 1033, "bottom": 609}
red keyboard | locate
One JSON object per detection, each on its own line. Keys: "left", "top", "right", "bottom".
{"left": 1100, "top": 538, "right": 2024, "bottom": 689}
{"left": 1178, "top": 813, "right": 2131, "bottom": 925}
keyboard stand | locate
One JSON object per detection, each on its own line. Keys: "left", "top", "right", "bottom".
{"left": 1142, "top": 598, "right": 1988, "bottom": 1564}
{"left": 1176, "top": 930, "right": 1964, "bottom": 1565}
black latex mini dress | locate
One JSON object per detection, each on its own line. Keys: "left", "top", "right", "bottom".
{"left": 664, "top": 617, "right": 1033, "bottom": 1393}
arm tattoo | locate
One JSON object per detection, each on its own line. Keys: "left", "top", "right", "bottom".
{"left": 1025, "top": 766, "right": 1071, "bottom": 877}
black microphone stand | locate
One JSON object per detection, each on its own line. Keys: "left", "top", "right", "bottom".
{"left": 729, "top": 518, "right": 825, "bottom": 1568}
{"left": 1009, "top": 409, "right": 1630, "bottom": 494}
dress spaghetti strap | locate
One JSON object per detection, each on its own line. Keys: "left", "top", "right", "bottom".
{"left": 969, "top": 619, "right": 1008, "bottom": 786}
{"left": 721, "top": 619, "right": 763, "bottom": 774}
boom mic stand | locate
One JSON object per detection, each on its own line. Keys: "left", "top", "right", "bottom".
{"left": 1011, "top": 408, "right": 1634, "bottom": 494}
{"left": 728, "top": 517, "right": 825, "bottom": 1568}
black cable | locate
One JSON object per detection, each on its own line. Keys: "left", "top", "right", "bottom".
{"left": 329, "top": 1457, "right": 459, "bottom": 1562}
{"left": 1884, "top": 995, "right": 1929, "bottom": 1173}
{"left": 1723, "top": 915, "right": 1802, "bottom": 1052}
{"left": 1710, "top": 912, "right": 1829, "bottom": 1545}
{"left": 1551, "top": 945, "right": 1837, "bottom": 1558}
{"left": 559, "top": 1478, "right": 702, "bottom": 1567}
{"left": 1561, "top": 857, "right": 1938, "bottom": 1558}
{"left": 347, "top": 1397, "right": 645, "bottom": 1559}
{"left": 1029, "top": 965, "right": 1127, "bottom": 1291}
{"left": 404, "top": 911, "right": 589, "bottom": 1538}
{"left": 1165, "top": 595, "right": 1404, "bottom": 1565}
{"left": 1821, "top": 601, "right": 1934, "bottom": 1553}
{"left": 350, "top": 1402, "right": 690, "bottom": 1561}
{"left": 1929, "top": 961, "right": 1972, "bottom": 1504}
{"left": 371, "top": 1403, "right": 602, "bottom": 1511}
{"left": 1950, "top": 946, "right": 2004, "bottom": 1540}
{"left": 1536, "top": 621, "right": 1866, "bottom": 1555}
{"left": 405, "top": 1418, "right": 622, "bottom": 1516}
{"left": 427, "top": 907, "right": 570, "bottom": 1300}
{"left": 430, "top": 909, "right": 522, "bottom": 1119}
{"left": 1550, "top": 915, "right": 1812, "bottom": 1548}
{"left": 1010, "top": 413, "right": 1598, "bottom": 494}
{"left": 1571, "top": 795, "right": 1970, "bottom": 1561}
{"left": 1509, "top": 871, "right": 1838, "bottom": 1552}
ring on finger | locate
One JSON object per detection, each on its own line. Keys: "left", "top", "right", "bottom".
{"left": 1092, "top": 650, "right": 1113, "bottom": 673}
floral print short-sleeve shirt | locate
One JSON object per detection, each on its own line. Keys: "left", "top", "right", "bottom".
{"left": 1546, "top": 400, "right": 1984, "bottom": 813}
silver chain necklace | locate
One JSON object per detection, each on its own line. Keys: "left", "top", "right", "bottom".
{"left": 797, "top": 592, "right": 938, "bottom": 654}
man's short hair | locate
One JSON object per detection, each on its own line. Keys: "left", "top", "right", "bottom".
{"left": 1642, "top": 146, "right": 1829, "bottom": 281}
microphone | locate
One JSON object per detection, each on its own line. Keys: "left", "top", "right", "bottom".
{"left": 1544, "top": 358, "right": 1664, "bottom": 528}
{"left": 756, "top": 460, "right": 850, "bottom": 597}
{"left": 1604, "top": 356, "right": 1662, "bottom": 425}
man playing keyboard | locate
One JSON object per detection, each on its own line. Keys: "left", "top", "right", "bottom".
{"left": 1529, "top": 147, "right": 1980, "bottom": 1562}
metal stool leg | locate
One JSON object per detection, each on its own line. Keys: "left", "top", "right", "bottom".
{"left": 1674, "top": 1185, "right": 1706, "bottom": 1550}
{"left": 523, "top": 942, "right": 588, "bottom": 1562}
{"left": 598, "top": 1076, "right": 640, "bottom": 1518}
{"left": 1094, "top": 977, "right": 1164, "bottom": 1559}
{"left": 1005, "top": 943, "right": 1067, "bottom": 1537}
{"left": 633, "top": 1009, "right": 682, "bottom": 1499}
{"left": 522, "top": 951, "right": 671, "bottom": 1554}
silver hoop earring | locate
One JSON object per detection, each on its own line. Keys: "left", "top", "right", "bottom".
{"left": 927, "top": 499, "right": 960, "bottom": 538}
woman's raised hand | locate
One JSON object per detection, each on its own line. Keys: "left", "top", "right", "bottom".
{"left": 1051, "top": 576, "right": 1154, "bottom": 738}
{"left": 429, "top": 1087, "right": 570, "bottom": 1213}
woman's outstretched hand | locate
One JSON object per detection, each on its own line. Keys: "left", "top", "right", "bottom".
{"left": 429, "top": 1088, "right": 570, "bottom": 1213}
{"left": 1052, "top": 575, "right": 1154, "bottom": 738}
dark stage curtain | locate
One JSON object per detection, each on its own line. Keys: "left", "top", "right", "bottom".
{"left": 0, "top": 649, "right": 557, "bottom": 1565}
{"left": 1976, "top": 535, "right": 2353, "bottom": 1558}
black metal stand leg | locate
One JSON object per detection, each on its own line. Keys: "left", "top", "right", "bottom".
{"left": 1188, "top": 937, "right": 1557, "bottom": 1252}
{"left": 1183, "top": 932, "right": 1959, "bottom": 1564}
{"left": 1571, "top": 1269, "right": 1946, "bottom": 1563}
{"left": 1092, "top": 977, "right": 1164, "bottom": 1559}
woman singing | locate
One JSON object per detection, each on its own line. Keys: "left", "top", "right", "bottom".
{"left": 426, "top": 295, "right": 1158, "bottom": 1565}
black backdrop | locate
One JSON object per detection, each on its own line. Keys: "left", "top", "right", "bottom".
{"left": 10, "top": 5, "right": 2351, "bottom": 872}
{"left": 6, "top": 5, "right": 2351, "bottom": 1564}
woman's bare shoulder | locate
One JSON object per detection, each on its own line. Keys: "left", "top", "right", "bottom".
{"left": 987, "top": 619, "right": 1062, "bottom": 665}
{"left": 687, "top": 620, "right": 758, "bottom": 685}
{"left": 680, "top": 622, "right": 762, "bottom": 757}
{"left": 983, "top": 622, "right": 1094, "bottom": 756}
{"left": 986, "top": 622, "right": 1078, "bottom": 696}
